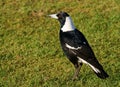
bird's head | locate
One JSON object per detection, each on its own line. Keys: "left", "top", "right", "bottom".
{"left": 49, "top": 11, "right": 69, "bottom": 27}
{"left": 49, "top": 11, "right": 75, "bottom": 32}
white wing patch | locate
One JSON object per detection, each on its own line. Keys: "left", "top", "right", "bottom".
{"left": 65, "top": 43, "right": 82, "bottom": 50}
{"left": 77, "top": 57, "right": 101, "bottom": 73}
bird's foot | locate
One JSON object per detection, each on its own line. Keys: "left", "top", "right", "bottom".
{"left": 72, "top": 75, "right": 78, "bottom": 81}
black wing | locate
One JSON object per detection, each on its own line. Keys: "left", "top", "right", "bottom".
{"left": 60, "top": 29, "right": 109, "bottom": 79}
{"left": 60, "top": 29, "right": 95, "bottom": 58}
{"left": 60, "top": 29, "right": 101, "bottom": 67}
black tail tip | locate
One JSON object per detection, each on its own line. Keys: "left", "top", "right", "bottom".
{"left": 99, "top": 73, "right": 109, "bottom": 79}
{"left": 95, "top": 71, "right": 109, "bottom": 79}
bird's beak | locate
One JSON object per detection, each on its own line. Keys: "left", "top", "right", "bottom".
{"left": 48, "top": 14, "right": 58, "bottom": 19}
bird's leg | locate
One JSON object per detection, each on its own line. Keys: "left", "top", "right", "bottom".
{"left": 72, "top": 63, "right": 83, "bottom": 80}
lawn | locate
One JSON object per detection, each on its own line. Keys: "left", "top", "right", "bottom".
{"left": 0, "top": 0, "right": 120, "bottom": 87}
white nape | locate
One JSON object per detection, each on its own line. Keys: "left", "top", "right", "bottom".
{"left": 61, "top": 17, "right": 75, "bottom": 32}
{"left": 65, "top": 43, "right": 82, "bottom": 50}
{"left": 77, "top": 57, "right": 101, "bottom": 73}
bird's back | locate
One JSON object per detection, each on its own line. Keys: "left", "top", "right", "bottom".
{"left": 59, "top": 29, "right": 95, "bottom": 58}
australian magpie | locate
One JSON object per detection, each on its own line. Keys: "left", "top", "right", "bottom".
{"left": 49, "top": 11, "right": 109, "bottom": 80}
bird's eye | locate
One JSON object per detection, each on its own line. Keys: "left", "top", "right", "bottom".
{"left": 57, "top": 14, "right": 62, "bottom": 19}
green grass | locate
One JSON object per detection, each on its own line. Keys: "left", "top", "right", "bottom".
{"left": 0, "top": 0, "right": 120, "bottom": 87}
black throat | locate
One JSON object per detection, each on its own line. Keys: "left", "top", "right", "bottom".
{"left": 58, "top": 18, "right": 66, "bottom": 28}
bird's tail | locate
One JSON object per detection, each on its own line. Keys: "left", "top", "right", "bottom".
{"left": 94, "top": 68, "right": 109, "bottom": 79}
{"left": 89, "top": 63, "right": 109, "bottom": 79}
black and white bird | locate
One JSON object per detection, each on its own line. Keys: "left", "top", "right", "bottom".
{"left": 49, "top": 11, "right": 109, "bottom": 80}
